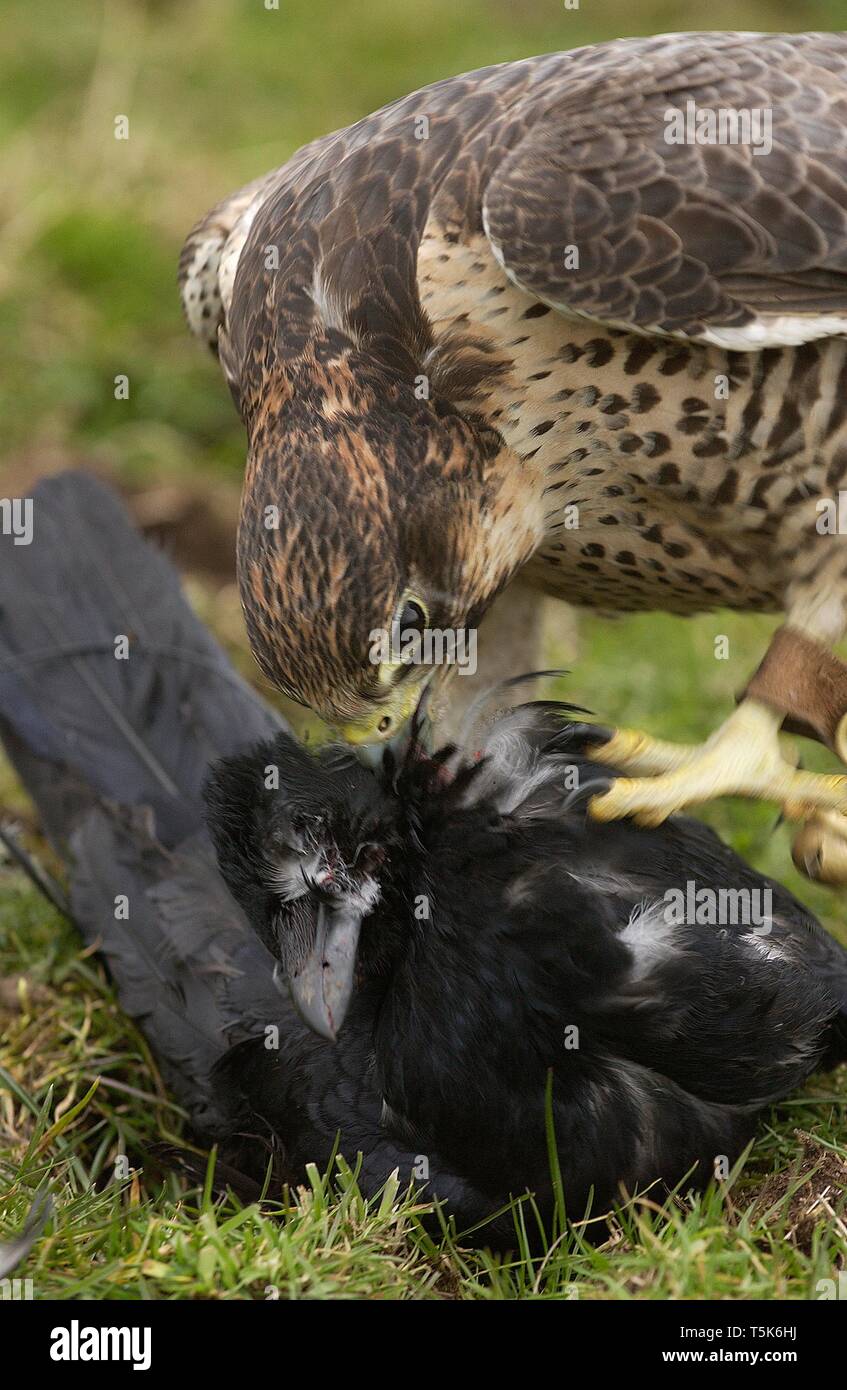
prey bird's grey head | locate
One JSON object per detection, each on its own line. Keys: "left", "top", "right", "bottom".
{"left": 204, "top": 732, "right": 396, "bottom": 1039}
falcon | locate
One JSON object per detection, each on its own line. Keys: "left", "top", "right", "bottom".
{"left": 180, "top": 31, "right": 847, "bottom": 884}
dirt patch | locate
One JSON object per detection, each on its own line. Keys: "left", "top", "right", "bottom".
{"left": 748, "top": 1130, "right": 847, "bottom": 1255}
{"left": 0, "top": 973, "right": 50, "bottom": 1016}
{"left": 0, "top": 453, "right": 240, "bottom": 584}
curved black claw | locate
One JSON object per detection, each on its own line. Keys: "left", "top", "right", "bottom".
{"left": 547, "top": 720, "right": 616, "bottom": 754}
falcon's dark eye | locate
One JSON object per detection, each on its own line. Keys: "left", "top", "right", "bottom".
{"left": 398, "top": 599, "right": 427, "bottom": 636}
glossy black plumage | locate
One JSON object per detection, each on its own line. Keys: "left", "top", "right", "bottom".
{"left": 206, "top": 713, "right": 847, "bottom": 1236}
{"left": 3, "top": 473, "right": 846, "bottom": 1245}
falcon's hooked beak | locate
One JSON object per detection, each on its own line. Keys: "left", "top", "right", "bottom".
{"left": 335, "top": 673, "right": 436, "bottom": 771}
{"left": 283, "top": 899, "right": 363, "bottom": 1042}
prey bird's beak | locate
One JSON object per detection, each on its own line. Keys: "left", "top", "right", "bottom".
{"left": 286, "top": 900, "right": 363, "bottom": 1041}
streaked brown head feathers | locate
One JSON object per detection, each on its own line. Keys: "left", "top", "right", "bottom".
{"left": 236, "top": 336, "right": 536, "bottom": 727}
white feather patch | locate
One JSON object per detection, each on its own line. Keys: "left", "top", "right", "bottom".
{"left": 618, "top": 899, "right": 676, "bottom": 978}
{"left": 217, "top": 196, "right": 264, "bottom": 320}
{"left": 700, "top": 317, "right": 847, "bottom": 349}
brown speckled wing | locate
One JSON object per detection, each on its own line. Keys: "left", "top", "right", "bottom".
{"left": 482, "top": 33, "right": 847, "bottom": 341}
{"left": 194, "top": 57, "right": 558, "bottom": 421}
{"left": 182, "top": 33, "right": 847, "bottom": 407}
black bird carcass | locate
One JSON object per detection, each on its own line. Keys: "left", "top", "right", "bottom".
{"left": 1, "top": 472, "right": 846, "bottom": 1246}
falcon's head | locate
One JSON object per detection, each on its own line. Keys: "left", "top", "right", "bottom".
{"left": 236, "top": 347, "right": 542, "bottom": 751}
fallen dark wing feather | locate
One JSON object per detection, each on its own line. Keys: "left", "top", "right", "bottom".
{"left": 0, "top": 1190, "right": 53, "bottom": 1280}
{"left": 0, "top": 471, "right": 283, "bottom": 849}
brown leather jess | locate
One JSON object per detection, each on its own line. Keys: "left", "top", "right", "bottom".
{"left": 744, "top": 625, "right": 847, "bottom": 753}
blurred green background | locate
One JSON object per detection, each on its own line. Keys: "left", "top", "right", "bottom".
{"left": 2, "top": 0, "right": 846, "bottom": 934}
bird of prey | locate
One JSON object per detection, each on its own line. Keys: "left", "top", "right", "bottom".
{"left": 3, "top": 472, "right": 847, "bottom": 1244}
{"left": 180, "top": 30, "right": 847, "bottom": 884}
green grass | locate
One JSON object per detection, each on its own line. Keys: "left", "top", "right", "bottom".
{"left": 1, "top": 877, "right": 845, "bottom": 1302}
{"left": 2, "top": 0, "right": 847, "bottom": 1302}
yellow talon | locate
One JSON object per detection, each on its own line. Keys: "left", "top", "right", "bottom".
{"left": 791, "top": 810, "right": 847, "bottom": 885}
{"left": 587, "top": 697, "right": 847, "bottom": 832}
